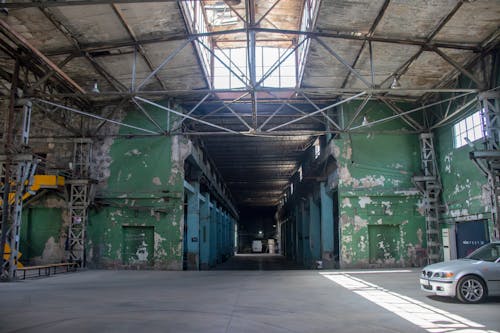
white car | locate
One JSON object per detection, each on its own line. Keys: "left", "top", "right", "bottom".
{"left": 420, "top": 242, "right": 500, "bottom": 303}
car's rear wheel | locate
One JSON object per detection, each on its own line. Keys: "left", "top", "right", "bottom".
{"left": 456, "top": 275, "right": 487, "bottom": 303}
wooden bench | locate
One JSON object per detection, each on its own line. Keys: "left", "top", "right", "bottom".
{"left": 16, "top": 262, "right": 78, "bottom": 280}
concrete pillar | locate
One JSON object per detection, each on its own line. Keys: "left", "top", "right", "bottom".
{"left": 309, "top": 195, "right": 321, "bottom": 265}
{"left": 320, "top": 182, "right": 335, "bottom": 269}
{"left": 199, "top": 193, "right": 210, "bottom": 270}
{"left": 186, "top": 181, "right": 200, "bottom": 270}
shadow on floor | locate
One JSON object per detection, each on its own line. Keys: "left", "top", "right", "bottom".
{"left": 215, "top": 254, "right": 306, "bottom": 270}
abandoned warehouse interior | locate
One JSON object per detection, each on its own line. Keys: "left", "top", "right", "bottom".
{"left": 0, "top": 0, "right": 499, "bottom": 281}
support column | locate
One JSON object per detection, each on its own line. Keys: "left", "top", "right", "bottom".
{"left": 478, "top": 92, "right": 500, "bottom": 240}
{"left": 186, "top": 181, "right": 200, "bottom": 270}
{"left": 301, "top": 200, "right": 310, "bottom": 267}
{"left": 413, "top": 133, "right": 442, "bottom": 264}
{"left": 217, "top": 208, "right": 222, "bottom": 263}
{"left": 295, "top": 204, "right": 303, "bottom": 265}
{"left": 320, "top": 182, "right": 335, "bottom": 269}
{"left": 309, "top": 195, "right": 321, "bottom": 265}
{"left": 0, "top": 98, "right": 38, "bottom": 280}
{"left": 67, "top": 138, "right": 93, "bottom": 266}
{"left": 199, "top": 193, "right": 210, "bottom": 270}
{"left": 209, "top": 203, "right": 217, "bottom": 267}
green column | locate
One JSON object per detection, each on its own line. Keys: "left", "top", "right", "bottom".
{"left": 301, "top": 200, "right": 310, "bottom": 267}
{"left": 295, "top": 204, "right": 303, "bottom": 265}
{"left": 320, "top": 182, "right": 335, "bottom": 269}
{"left": 199, "top": 193, "right": 210, "bottom": 270}
{"left": 186, "top": 181, "right": 200, "bottom": 270}
{"left": 309, "top": 195, "right": 321, "bottom": 265}
{"left": 209, "top": 202, "right": 217, "bottom": 267}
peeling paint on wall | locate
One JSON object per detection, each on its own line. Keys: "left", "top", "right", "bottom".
{"left": 152, "top": 177, "right": 162, "bottom": 186}
{"left": 341, "top": 197, "right": 352, "bottom": 208}
{"left": 358, "top": 196, "right": 372, "bottom": 208}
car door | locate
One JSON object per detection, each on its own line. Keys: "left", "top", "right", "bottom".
{"left": 480, "top": 245, "right": 500, "bottom": 295}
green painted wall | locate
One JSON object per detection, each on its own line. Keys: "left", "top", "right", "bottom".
{"left": 19, "top": 196, "right": 67, "bottom": 265}
{"left": 333, "top": 100, "right": 426, "bottom": 268}
{"left": 435, "top": 122, "right": 490, "bottom": 224}
{"left": 87, "top": 102, "right": 186, "bottom": 270}
{"left": 433, "top": 72, "right": 496, "bottom": 244}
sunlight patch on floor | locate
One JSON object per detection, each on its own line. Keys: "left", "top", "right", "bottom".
{"left": 321, "top": 273, "right": 499, "bottom": 333}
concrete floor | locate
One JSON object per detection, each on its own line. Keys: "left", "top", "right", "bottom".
{"left": 0, "top": 255, "right": 499, "bottom": 333}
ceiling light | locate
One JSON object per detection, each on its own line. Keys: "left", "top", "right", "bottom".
{"left": 91, "top": 80, "right": 100, "bottom": 93}
{"left": 391, "top": 76, "right": 401, "bottom": 89}
{"left": 362, "top": 116, "right": 369, "bottom": 126}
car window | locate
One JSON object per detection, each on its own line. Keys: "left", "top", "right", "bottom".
{"left": 466, "top": 244, "right": 500, "bottom": 262}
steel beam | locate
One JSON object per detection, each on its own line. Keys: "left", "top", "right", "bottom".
{"left": 430, "top": 97, "right": 477, "bottom": 129}
{"left": 267, "top": 92, "right": 366, "bottom": 132}
{"left": 432, "top": 47, "right": 485, "bottom": 89}
{"left": 378, "top": 97, "right": 424, "bottom": 131}
{"left": 378, "top": 1, "right": 464, "bottom": 89}
{"left": 315, "top": 37, "right": 372, "bottom": 88}
{"left": 40, "top": 7, "right": 127, "bottom": 92}
{"left": 35, "top": 99, "right": 160, "bottom": 135}
{"left": 0, "top": 20, "right": 85, "bottom": 94}
{"left": 351, "top": 92, "right": 475, "bottom": 130}
{"left": 136, "top": 38, "right": 192, "bottom": 90}
{"left": 111, "top": 3, "right": 167, "bottom": 90}
{"left": 197, "top": 39, "right": 250, "bottom": 89}
{"left": 39, "top": 27, "right": 480, "bottom": 60}
{"left": 340, "top": 0, "right": 390, "bottom": 89}
{"left": 132, "top": 99, "right": 167, "bottom": 133}
{"left": 134, "top": 96, "right": 240, "bottom": 134}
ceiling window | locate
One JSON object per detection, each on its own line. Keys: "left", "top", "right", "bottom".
{"left": 181, "top": 1, "right": 211, "bottom": 72}
{"left": 213, "top": 46, "right": 296, "bottom": 89}
{"left": 297, "top": 0, "right": 320, "bottom": 80}
{"left": 205, "top": 2, "right": 238, "bottom": 27}
{"left": 453, "top": 110, "right": 484, "bottom": 148}
{"left": 183, "top": 1, "right": 301, "bottom": 91}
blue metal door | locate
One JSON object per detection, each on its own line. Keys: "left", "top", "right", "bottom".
{"left": 455, "top": 220, "right": 489, "bottom": 258}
